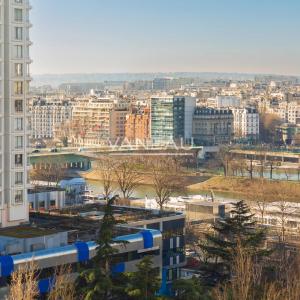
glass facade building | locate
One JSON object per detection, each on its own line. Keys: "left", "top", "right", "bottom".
{"left": 151, "top": 96, "right": 196, "bottom": 145}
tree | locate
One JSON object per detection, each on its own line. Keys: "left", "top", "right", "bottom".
{"left": 218, "top": 147, "right": 232, "bottom": 177}
{"left": 173, "top": 277, "right": 209, "bottom": 300}
{"left": 30, "top": 158, "right": 67, "bottom": 187}
{"left": 76, "top": 196, "right": 124, "bottom": 300}
{"left": 114, "top": 159, "right": 141, "bottom": 199}
{"left": 200, "top": 201, "right": 267, "bottom": 283}
{"left": 7, "top": 261, "right": 39, "bottom": 300}
{"left": 124, "top": 256, "right": 161, "bottom": 300}
{"left": 246, "top": 154, "right": 255, "bottom": 180}
{"left": 259, "top": 113, "right": 283, "bottom": 144}
{"left": 150, "top": 157, "right": 185, "bottom": 211}
{"left": 48, "top": 264, "right": 76, "bottom": 300}
{"left": 97, "top": 158, "right": 115, "bottom": 200}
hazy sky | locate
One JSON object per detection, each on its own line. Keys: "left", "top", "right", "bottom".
{"left": 30, "top": 0, "right": 300, "bottom": 76}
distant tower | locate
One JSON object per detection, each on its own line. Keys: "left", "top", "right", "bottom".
{"left": 0, "top": 0, "right": 32, "bottom": 227}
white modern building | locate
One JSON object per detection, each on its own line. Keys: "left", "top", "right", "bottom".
{"left": 232, "top": 108, "right": 259, "bottom": 140}
{"left": 0, "top": 0, "right": 31, "bottom": 227}
{"left": 30, "top": 99, "right": 72, "bottom": 139}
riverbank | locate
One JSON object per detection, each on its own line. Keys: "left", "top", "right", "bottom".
{"left": 187, "top": 176, "right": 300, "bottom": 202}
{"left": 80, "top": 169, "right": 211, "bottom": 186}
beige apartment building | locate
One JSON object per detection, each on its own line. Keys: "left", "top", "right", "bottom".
{"left": 71, "top": 97, "right": 129, "bottom": 146}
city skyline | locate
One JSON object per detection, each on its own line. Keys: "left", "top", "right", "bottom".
{"left": 31, "top": 0, "right": 300, "bottom": 76}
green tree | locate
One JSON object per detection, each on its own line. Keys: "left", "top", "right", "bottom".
{"left": 200, "top": 200, "right": 267, "bottom": 283}
{"left": 173, "top": 277, "right": 210, "bottom": 300}
{"left": 76, "top": 196, "right": 125, "bottom": 300}
{"left": 125, "top": 256, "right": 161, "bottom": 300}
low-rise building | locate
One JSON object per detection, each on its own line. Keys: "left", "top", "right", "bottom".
{"left": 28, "top": 187, "right": 66, "bottom": 211}
{"left": 0, "top": 205, "right": 186, "bottom": 296}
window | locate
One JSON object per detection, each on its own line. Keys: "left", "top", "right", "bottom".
{"left": 15, "top": 136, "right": 23, "bottom": 149}
{"left": 15, "top": 172, "right": 23, "bottom": 184}
{"left": 14, "top": 82, "right": 23, "bottom": 95}
{"left": 15, "top": 100, "right": 23, "bottom": 112}
{"left": 14, "top": 8, "right": 23, "bottom": 22}
{"left": 15, "top": 118, "right": 23, "bottom": 131}
{"left": 15, "top": 0, "right": 23, "bottom": 3}
{"left": 15, "top": 27, "right": 23, "bottom": 40}
{"left": 14, "top": 45, "right": 23, "bottom": 58}
{"left": 15, "top": 190, "right": 23, "bottom": 204}
{"left": 15, "top": 154, "right": 23, "bottom": 166}
{"left": 15, "top": 63, "right": 23, "bottom": 76}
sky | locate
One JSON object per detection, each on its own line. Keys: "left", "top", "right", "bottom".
{"left": 30, "top": 0, "right": 300, "bottom": 76}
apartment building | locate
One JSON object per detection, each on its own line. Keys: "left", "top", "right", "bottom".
{"left": 125, "top": 107, "right": 150, "bottom": 143}
{"left": 207, "top": 95, "right": 241, "bottom": 108}
{"left": 151, "top": 96, "right": 196, "bottom": 145}
{"left": 109, "top": 106, "right": 128, "bottom": 143}
{"left": 71, "top": 97, "right": 129, "bottom": 146}
{"left": 192, "top": 108, "right": 233, "bottom": 145}
{"left": 232, "top": 108, "right": 259, "bottom": 140}
{"left": 30, "top": 99, "right": 72, "bottom": 139}
{"left": 0, "top": 0, "right": 31, "bottom": 227}
{"left": 277, "top": 101, "right": 300, "bottom": 125}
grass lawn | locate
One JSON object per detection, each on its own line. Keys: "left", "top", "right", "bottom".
{"left": 187, "top": 176, "right": 300, "bottom": 202}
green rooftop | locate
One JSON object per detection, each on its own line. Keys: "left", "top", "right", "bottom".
{"left": 0, "top": 226, "right": 58, "bottom": 239}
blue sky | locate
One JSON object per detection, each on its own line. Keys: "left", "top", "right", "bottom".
{"left": 30, "top": 0, "right": 300, "bottom": 75}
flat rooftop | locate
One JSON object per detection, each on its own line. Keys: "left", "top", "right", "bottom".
{"left": 0, "top": 226, "right": 58, "bottom": 239}
{"left": 27, "top": 204, "right": 182, "bottom": 243}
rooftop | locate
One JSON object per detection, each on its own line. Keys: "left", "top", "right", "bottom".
{"left": 0, "top": 226, "right": 58, "bottom": 239}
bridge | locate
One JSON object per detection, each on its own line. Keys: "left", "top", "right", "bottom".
{"left": 230, "top": 149, "right": 300, "bottom": 164}
{"left": 29, "top": 145, "right": 219, "bottom": 171}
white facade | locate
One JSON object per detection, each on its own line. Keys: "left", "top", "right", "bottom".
{"left": 0, "top": 0, "right": 31, "bottom": 227}
{"left": 276, "top": 101, "right": 300, "bottom": 125}
{"left": 207, "top": 95, "right": 241, "bottom": 108}
{"left": 30, "top": 100, "right": 72, "bottom": 139}
{"left": 232, "top": 108, "right": 259, "bottom": 139}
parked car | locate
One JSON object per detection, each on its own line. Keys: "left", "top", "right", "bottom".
{"left": 49, "top": 148, "right": 58, "bottom": 153}
{"left": 32, "top": 149, "right": 40, "bottom": 153}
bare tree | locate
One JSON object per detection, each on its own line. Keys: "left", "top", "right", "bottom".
{"left": 48, "top": 264, "right": 76, "bottom": 300}
{"left": 252, "top": 180, "right": 269, "bottom": 224}
{"left": 114, "top": 158, "right": 141, "bottom": 199}
{"left": 30, "top": 158, "right": 67, "bottom": 187}
{"left": 150, "top": 157, "right": 184, "bottom": 211}
{"left": 213, "top": 240, "right": 261, "bottom": 300}
{"left": 96, "top": 158, "right": 115, "bottom": 200}
{"left": 237, "top": 158, "right": 247, "bottom": 177}
{"left": 275, "top": 199, "right": 295, "bottom": 243}
{"left": 218, "top": 147, "right": 232, "bottom": 177}
{"left": 246, "top": 154, "right": 255, "bottom": 180}
{"left": 7, "top": 261, "right": 39, "bottom": 300}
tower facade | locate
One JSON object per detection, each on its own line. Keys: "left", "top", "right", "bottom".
{"left": 0, "top": 0, "right": 31, "bottom": 227}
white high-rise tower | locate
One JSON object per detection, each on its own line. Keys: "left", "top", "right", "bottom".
{"left": 0, "top": 0, "right": 31, "bottom": 227}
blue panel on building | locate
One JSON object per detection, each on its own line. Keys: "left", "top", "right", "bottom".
{"left": 0, "top": 255, "right": 14, "bottom": 277}
{"left": 141, "top": 230, "right": 154, "bottom": 249}
{"left": 112, "top": 262, "right": 125, "bottom": 274}
{"left": 74, "top": 241, "right": 89, "bottom": 262}
{"left": 38, "top": 277, "right": 54, "bottom": 294}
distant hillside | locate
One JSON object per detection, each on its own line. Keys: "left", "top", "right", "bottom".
{"left": 30, "top": 72, "right": 298, "bottom": 88}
